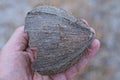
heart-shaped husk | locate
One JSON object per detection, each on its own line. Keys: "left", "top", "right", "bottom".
{"left": 25, "top": 6, "right": 94, "bottom": 75}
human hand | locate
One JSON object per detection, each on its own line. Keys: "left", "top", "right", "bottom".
{"left": 0, "top": 25, "right": 100, "bottom": 80}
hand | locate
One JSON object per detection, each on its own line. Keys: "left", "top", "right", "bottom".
{"left": 0, "top": 26, "right": 100, "bottom": 80}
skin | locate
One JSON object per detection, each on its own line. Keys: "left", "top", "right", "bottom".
{"left": 0, "top": 24, "right": 100, "bottom": 80}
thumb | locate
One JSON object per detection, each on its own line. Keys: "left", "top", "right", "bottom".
{"left": 3, "top": 26, "right": 29, "bottom": 52}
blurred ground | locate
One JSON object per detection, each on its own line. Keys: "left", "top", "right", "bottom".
{"left": 0, "top": 0, "right": 120, "bottom": 80}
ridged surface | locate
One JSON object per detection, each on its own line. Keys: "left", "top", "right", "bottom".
{"left": 25, "top": 6, "right": 94, "bottom": 75}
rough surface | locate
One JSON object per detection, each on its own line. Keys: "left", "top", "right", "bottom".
{"left": 25, "top": 5, "right": 94, "bottom": 75}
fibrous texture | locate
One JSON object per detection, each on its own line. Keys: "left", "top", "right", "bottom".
{"left": 25, "top": 6, "right": 94, "bottom": 75}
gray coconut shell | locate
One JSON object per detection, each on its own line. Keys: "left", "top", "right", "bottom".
{"left": 25, "top": 5, "right": 94, "bottom": 75}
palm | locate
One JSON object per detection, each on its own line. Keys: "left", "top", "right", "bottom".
{"left": 0, "top": 27, "right": 100, "bottom": 80}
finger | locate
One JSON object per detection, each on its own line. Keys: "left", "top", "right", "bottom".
{"left": 26, "top": 47, "right": 37, "bottom": 62}
{"left": 52, "top": 39, "right": 100, "bottom": 80}
{"left": 51, "top": 73, "right": 67, "bottom": 80}
{"left": 3, "top": 26, "right": 29, "bottom": 52}
{"left": 90, "top": 27, "right": 95, "bottom": 34}
{"left": 81, "top": 18, "right": 89, "bottom": 26}
{"left": 65, "top": 64, "right": 78, "bottom": 80}
{"left": 33, "top": 72, "right": 43, "bottom": 80}
{"left": 76, "top": 39, "right": 100, "bottom": 71}
{"left": 81, "top": 19, "right": 95, "bottom": 34}
{"left": 65, "top": 39, "right": 100, "bottom": 80}
{"left": 42, "top": 75, "right": 51, "bottom": 80}
{"left": 34, "top": 72, "right": 52, "bottom": 80}
{"left": 65, "top": 56, "right": 88, "bottom": 80}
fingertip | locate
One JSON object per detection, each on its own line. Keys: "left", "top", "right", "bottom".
{"left": 90, "top": 39, "right": 100, "bottom": 50}
{"left": 81, "top": 18, "right": 89, "bottom": 26}
{"left": 15, "top": 26, "right": 24, "bottom": 33}
{"left": 3, "top": 26, "right": 29, "bottom": 51}
{"left": 13, "top": 26, "right": 29, "bottom": 42}
{"left": 87, "top": 39, "right": 100, "bottom": 58}
{"left": 15, "top": 26, "right": 28, "bottom": 35}
{"left": 90, "top": 27, "right": 95, "bottom": 34}
{"left": 81, "top": 18, "right": 95, "bottom": 33}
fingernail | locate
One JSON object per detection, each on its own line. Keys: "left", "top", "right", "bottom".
{"left": 81, "top": 18, "right": 89, "bottom": 26}
{"left": 90, "top": 28, "right": 95, "bottom": 34}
